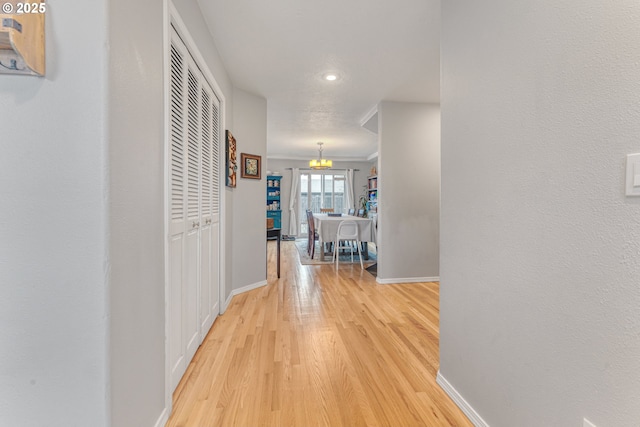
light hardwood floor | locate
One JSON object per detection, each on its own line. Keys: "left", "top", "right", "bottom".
{"left": 167, "top": 241, "right": 472, "bottom": 427}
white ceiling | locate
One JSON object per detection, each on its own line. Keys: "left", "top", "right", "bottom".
{"left": 197, "top": 0, "right": 441, "bottom": 161}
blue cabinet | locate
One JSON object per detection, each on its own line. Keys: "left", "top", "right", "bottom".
{"left": 266, "top": 175, "right": 282, "bottom": 229}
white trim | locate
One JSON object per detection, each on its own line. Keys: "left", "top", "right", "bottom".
{"left": 367, "top": 151, "right": 378, "bottom": 161}
{"left": 221, "top": 280, "right": 269, "bottom": 312}
{"left": 222, "top": 289, "right": 233, "bottom": 313}
{"left": 360, "top": 106, "right": 378, "bottom": 136}
{"left": 436, "top": 371, "right": 490, "bottom": 427}
{"left": 161, "top": 0, "right": 172, "bottom": 420}
{"left": 153, "top": 407, "right": 170, "bottom": 427}
{"left": 232, "top": 280, "right": 268, "bottom": 296}
{"left": 359, "top": 104, "right": 378, "bottom": 127}
{"left": 375, "top": 276, "right": 439, "bottom": 284}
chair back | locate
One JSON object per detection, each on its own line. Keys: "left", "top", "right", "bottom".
{"left": 357, "top": 208, "right": 365, "bottom": 217}
{"left": 347, "top": 208, "right": 355, "bottom": 216}
{"left": 320, "top": 208, "right": 334, "bottom": 213}
{"left": 336, "top": 221, "right": 359, "bottom": 240}
{"left": 306, "top": 210, "right": 316, "bottom": 234}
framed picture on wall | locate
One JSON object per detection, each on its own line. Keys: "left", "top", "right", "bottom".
{"left": 240, "top": 153, "right": 261, "bottom": 179}
{"left": 225, "top": 130, "right": 237, "bottom": 188}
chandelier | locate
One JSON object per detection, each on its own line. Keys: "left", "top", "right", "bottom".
{"left": 309, "top": 142, "right": 333, "bottom": 169}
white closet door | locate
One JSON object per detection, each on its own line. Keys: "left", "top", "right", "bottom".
{"left": 169, "top": 35, "right": 188, "bottom": 390}
{"left": 169, "top": 25, "right": 223, "bottom": 392}
{"left": 199, "top": 84, "right": 214, "bottom": 335}
{"left": 184, "top": 65, "right": 201, "bottom": 365}
{"left": 210, "top": 95, "right": 221, "bottom": 319}
{"left": 199, "top": 79, "right": 221, "bottom": 336}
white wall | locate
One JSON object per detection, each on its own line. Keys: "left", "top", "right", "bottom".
{"left": 231, "top": 88, "right": 268, "bottom": 292}
{"left": 172, "top": 0, "right": 233, "bottom": 113}
{"left": 377, "top": 101, "right": 440, "bottom": 282}
{"left": 0, "top": 3, "right": 109, "bottom": 426}
{"left": 265, "top": 159, "right": 373, "bottom": 235}
{"left": 107, "top": 0, "right": 166, "bottom": 425}
{"left": 440, "top": 2, "right": 640, "bottom": 426}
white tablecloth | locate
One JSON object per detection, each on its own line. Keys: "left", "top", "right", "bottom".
{"left": 313, "top": 214, "right": 376, "bottom": 244}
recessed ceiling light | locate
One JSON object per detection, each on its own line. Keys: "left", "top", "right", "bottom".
{"left": 324, "top": 73, "right": 338, "bottom": 81}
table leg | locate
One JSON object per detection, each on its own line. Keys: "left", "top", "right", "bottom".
{"left": 319, "top": 238, "right": 324, "bottom": 261}
{"left": 276, "top": 231, "right": 281, "bottom": 278}
{"left": 363, "top": 242, "right": 369, "bottom": 260}
{"left": 267, "top": 228, "right": 282, "bottom": 278}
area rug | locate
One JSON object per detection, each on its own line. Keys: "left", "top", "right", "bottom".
{"left": 294, "top": 238, "right": 377, "bottom": 266}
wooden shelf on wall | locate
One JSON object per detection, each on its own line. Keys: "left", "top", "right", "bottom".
{"left": 0, "top": 7, "right": 45, "bottom": 76}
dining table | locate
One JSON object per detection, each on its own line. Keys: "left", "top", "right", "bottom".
{"left": 313, "top": 214, "right": 376, "bottom": 261}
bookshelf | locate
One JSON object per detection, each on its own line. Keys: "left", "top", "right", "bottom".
{"left": 266, "top": 175, "right": 282, "bottom": 229}
{"left": 367, "top": 175, "right": 378, "bottom": 215}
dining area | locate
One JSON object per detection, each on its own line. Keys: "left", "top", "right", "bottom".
{"left": 305, "top": 209, "right": 376, "bottom": 268}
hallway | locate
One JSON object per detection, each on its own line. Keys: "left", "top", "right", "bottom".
{"left": 167, "top": 240, "right": 471, "bottom": 426}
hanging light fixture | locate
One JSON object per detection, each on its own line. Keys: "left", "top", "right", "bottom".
{"left": 309, "top": 142, "right": 333, "bottom": 169}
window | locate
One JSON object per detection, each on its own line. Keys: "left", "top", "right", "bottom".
{"left": 299, "top": 172, "right": 345, "bottom": 235}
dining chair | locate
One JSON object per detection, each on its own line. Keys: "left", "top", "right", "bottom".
{"left": 340, "top": 208, "right": 356, "bottom": 253}
{"left": 306, "top": 210, "right": 319, "bottom": 259}
{"left": 320, "top": 208, "right": 334, "bottom": 213}
{"left": 357, "top": 208, "right": 365, "bottom": 217}
{"left": 333, "top": 220, "right": 363, "bottom": 270}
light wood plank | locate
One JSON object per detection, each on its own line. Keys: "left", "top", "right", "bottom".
{"left": 167, "top": 240, "right": 472, "bottom": 427}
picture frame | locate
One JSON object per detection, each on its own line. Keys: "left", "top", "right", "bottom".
{"left": 225, "top": 130, "right": 237, "bottom": 188}
{"left": 240, "top": 153, "right": 261, "bottom": 180}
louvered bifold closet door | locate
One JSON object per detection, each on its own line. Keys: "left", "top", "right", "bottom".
{"left": 209, "top": 92, "right": 221, "bottom": 319}
{"left": 211, "top": 97, "right": 220, "bottom": 224}
{"left": 183, "top": 64, "right": 202, "bottom": 367}
{"left": 169, "top": 34, "right": 189, "bottom": 391}
{"left": 169, "top": 26, "right": 222, "bottom": 392}
{"left": 199, "top": 82, "right": 214, "bottom": 334}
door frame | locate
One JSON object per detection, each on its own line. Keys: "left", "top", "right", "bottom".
{"left": 163, "top": 1, "right": 227, "bottom": 418}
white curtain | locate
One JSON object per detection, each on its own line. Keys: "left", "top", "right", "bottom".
{"left": 289, "top": 168, "right": 299, "bottom": 236}
{"left": 345, "top": 168, "right": 355, "bottom": 213}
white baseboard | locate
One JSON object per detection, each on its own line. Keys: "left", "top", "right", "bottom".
{"left": 375, "top": 276, "right": 439, "bottom": 284}
{"left": 154, "top": 407, "right": 169, "bottom": 427}
{"left": 436, "top": 371, "right": 489, "bottom": 427}
{"left": 221, "top": 280, "right": 268, "bottom": 312}
{"left": 222, "top": 291, "right": 233, "bottom": 313}
{"left": 232, "top": 279, "right": 268, "bottom": 296}
{"left": 231, "top": 280, "right": 267, "bottom": 296}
